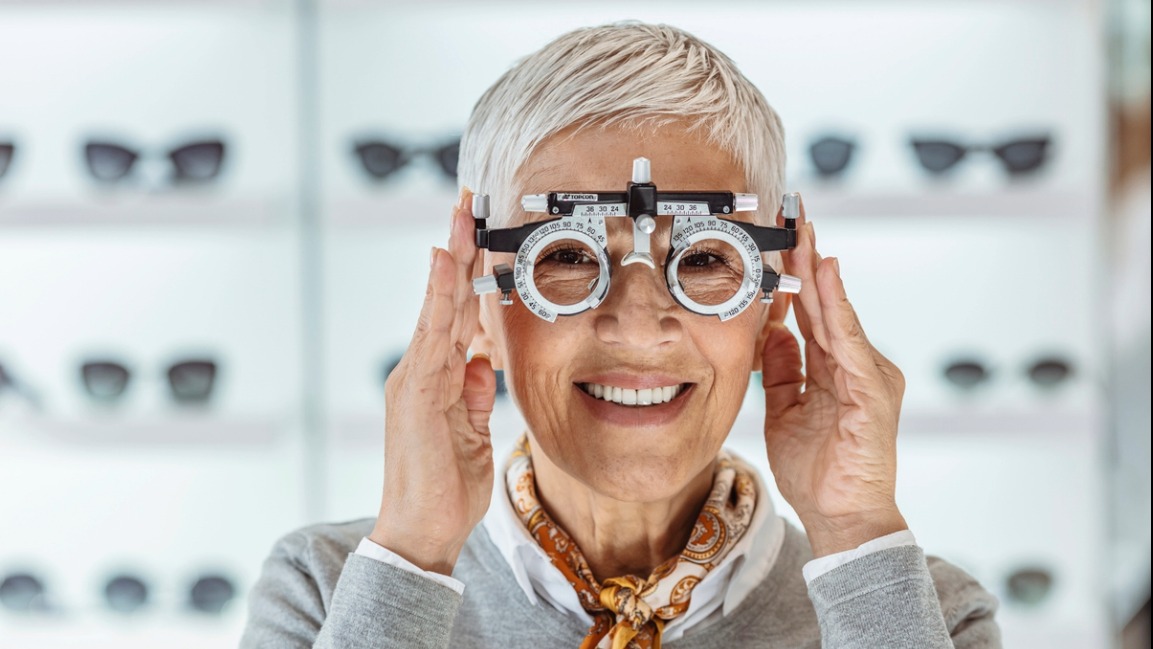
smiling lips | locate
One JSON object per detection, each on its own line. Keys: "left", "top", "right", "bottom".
{"left": 577, "top": 382, "right": 687, "bottom": 406}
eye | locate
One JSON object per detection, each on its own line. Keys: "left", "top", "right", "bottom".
{"left": 680, "top": 245, "right": 741, "bottom": 269}
{"left": 681, "top": 252, "right": 723, "bottom": 268}
{"left": 541, "top": 246, "right": 594, "bottom": 265}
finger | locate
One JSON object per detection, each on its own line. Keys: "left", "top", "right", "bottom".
{"left": 783, "top": 204, "right": 830, "bottom": 350}
{"left": 409, "top": 246, "right": 458, "bottom": 380}
{"left": 761, "top": 323, "right": 804, "bottom": 416}
{"left": 803, "top": 327, "right": 836, "bottom": 389}
{"left": 775, "top": 207, "right": 815, "bottom": 345}
{"left": 817, "top": 257, "right": 878, "bottom": 378}
{"left": 449, "top": 189, "right": 481, "bottom": 350}
{"left": 462, "top": 354, "right": 497, "bottom": 436}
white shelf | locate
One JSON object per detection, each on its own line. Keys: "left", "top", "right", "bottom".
{"left": 0, "top": 612, "right": 244, "bottom": 649}
{"left": 897, "top": 408, "right": 1100, "bottom": 438}
{"left": 797, "top": 186, "right": 1097, "bottom": 220}
{"left": 0, "top": 414, "right": 289, "bottom": 447}
{"left": 0, "top": 196, "right": 291, "bottom": 228}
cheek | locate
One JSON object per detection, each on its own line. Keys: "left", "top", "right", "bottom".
{"left": 500, "top": 309, "right": 573, "bottom": 408}
{"left": 696, "top": 314, "right": 763, "bottom": 390}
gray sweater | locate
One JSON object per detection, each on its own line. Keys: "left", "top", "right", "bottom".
{"left": 240, "top": 517, "right": 1001, "bottom": 648}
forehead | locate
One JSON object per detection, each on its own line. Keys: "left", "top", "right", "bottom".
{"left": 514, "top": 123, "right": 748, "bottom": 223}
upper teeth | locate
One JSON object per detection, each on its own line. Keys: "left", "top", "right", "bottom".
{"left": 581, "top": 382, "right": 682, "bottom": 406}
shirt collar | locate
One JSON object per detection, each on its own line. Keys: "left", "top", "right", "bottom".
{"left": 481, "top": 446, "right": 784, "bottom": 636}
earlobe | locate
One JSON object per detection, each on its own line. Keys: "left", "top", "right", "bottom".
{"left": 753, "top": 294, "right": 792, "bottom": 372}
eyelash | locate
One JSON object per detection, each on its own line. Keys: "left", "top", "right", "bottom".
{"left": 539, "top": 245, "right": 594, "bottom": 265}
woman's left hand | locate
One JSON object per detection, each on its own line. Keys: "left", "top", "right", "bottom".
{"left": 760, "top": 196, "right": 909, "bottom": 557}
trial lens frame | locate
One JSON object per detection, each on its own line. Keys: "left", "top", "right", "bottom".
{"left": 471, "top": 157, "right": 802, "bottom": 322}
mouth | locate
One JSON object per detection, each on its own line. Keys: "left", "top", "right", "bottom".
{"left": 575, "top": 381, "right": 693, "bottom": 407}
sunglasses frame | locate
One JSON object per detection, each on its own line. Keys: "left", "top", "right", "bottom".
{"left": 351, "top": 137, "right": 460, "bottom": 182}
{"left": 83, "top": 138, "right": 228, "bottom": 184}
{"left": 79, "top": 358, "right": 219, "bottom": 404}
{"left": 0, "top": 142, "right": 15, "bottom": 179}
{"left": 909, "top": 134, "right": 1052, "bottom": 176}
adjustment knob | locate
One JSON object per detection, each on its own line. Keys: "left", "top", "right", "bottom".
{"left": 636, "top": 214, "right": 656, "bottom": 234}
{"left": 734, "top": 193, "right": 758, "bottom": 212}
{"left": 521, "top": 194, "right": 548, "bottom": 213}
{"left": 782, "top": 192, "right": 801, "bottom": 220}
{"left": 776, "top": 274, "right": 802, "bottom": 294}
{"left": 632, "top": 157, "right": 651, "bottom": 184}
{"left": 473, "top": 274, "right": 499, "bottom": 295}
{"left": 472, "top": 193, "right": 490, "bottom": 219}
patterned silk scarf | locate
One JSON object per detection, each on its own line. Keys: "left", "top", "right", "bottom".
{"left": 505, "top": 435, "right": 757, "bottom": 649}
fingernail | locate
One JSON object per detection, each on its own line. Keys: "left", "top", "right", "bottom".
{"left": 471, "top": 352, "right": 490, "bottom": 362}
{"left": 832, "top": 257, "right": 841, "bottom": 277}
{"left": 459, "top": 186, "right": 472, "bottom": 208}
{"left": 430, "top": 246, "right": 438, "bottom": 266}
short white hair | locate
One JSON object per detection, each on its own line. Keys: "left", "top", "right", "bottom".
{"left": 458, "top": 22, "right": 787, "bottom": 232}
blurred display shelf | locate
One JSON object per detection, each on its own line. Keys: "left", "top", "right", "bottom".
{"left": 326, "top": 412, "right": 384, "bottom": 446}
{"left": 797, "top": 186, "right": 1098, "bottom": 220}
{"left": 0, "top": 196, "right": 292, "bottom": 227}
{"left": 321, "top": 186, "right": 1099, "bottom": 228}
{"left": 897, "top": 408, "right": 1100, "bottom": 438}
{"left": 0, "top": 613, "right": 244, "bottom": 649}
{"left": 0, "top": 0, "right": 285, "bottom": 6}
{"left": 0, "top": 413, "right": 290, "bottom": 446}
{"left": 323, "top": 192, "right": 458, "bottom": 229}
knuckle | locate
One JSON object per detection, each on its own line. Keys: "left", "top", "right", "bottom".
{"left": 384, "top": 366, "right": 403, "bottom": 399}
{"left": 416, "top": 311, "right": 433, "bottom": 333}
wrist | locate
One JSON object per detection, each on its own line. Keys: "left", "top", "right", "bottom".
{"left": 802, "top": 508, "right": 909, "bottom": 558}
{"left": 369, "top": 521, "right": 466, "bottom": 576}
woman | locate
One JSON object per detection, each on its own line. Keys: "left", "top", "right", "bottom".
{"left": 242, "top": 22, "right": 1000, "bottom": 648}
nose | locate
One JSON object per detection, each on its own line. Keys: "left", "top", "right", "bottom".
{"left": 593, "top": 259, "right": 684, "bottom": 349}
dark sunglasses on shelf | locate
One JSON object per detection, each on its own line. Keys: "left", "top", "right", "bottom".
{"left": 352, "top": 137, "right": 460, "bottom": 182}
{"left": 80, "top": 358, "right": 218, "bottom": 404}
{"left": 909, "top": 134, "right": 1052, "bottom": 176}
{"left": 0, "top": 142, "right": 15, "bottom": 179}
{"left": 83, "top": 139, "right": 227, "bottom": 184}
{"left": 808, "top": 135, "right": 857, "bottom": 178}
{"left": 0, "top": 361, "right": 41, "bottom": 409}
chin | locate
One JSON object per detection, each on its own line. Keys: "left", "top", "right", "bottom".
{"left": 571, "top": 449, "right": 709, "bottom": 503}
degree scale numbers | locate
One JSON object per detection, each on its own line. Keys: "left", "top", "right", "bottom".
{"left": 512, "top": 215, "right": 610, "bottom": 322}
{"left": 571, "top": 203, "right": 625, "bottom": 218}
{"left": 668, "top": 215, "right": 764, "bottom": 322}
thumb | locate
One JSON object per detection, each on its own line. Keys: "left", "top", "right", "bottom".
{"left": 762, "top": 323, "right": 804, "bottom": 417}
{"left": 462, "top": 354, "right": 497, "bottom": 436}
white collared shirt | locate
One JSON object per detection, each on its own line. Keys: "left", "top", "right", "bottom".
{"left": 356, "top": 455, "right": 915, "bottom": 642}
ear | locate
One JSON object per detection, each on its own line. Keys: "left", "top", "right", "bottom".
{"left": 472, "top": 298, "right": 505, "bottom": 370}
{"left": 752, "top": 293, "right": 791, "bottom": 372}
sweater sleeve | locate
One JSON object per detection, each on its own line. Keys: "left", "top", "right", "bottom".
{"left": 806, "top": 544, "right": 1001, "bottom": 649}
{"left": 240, "top": 526, "right": 464, "bottom": 649}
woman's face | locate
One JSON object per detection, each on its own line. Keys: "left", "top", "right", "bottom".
{"left": 477, "top": 123, "right": 781, "bottom": 502}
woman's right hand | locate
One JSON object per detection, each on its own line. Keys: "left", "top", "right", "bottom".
{"left": 369, "top": 189, "right": 498, "bottom": 575}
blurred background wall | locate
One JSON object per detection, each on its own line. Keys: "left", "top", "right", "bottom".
{"left": 0, "top": 0, "right": 1148, "bottom": 647}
